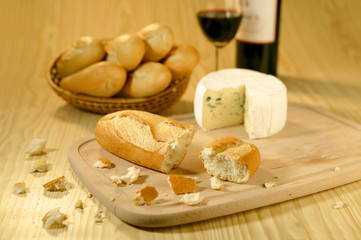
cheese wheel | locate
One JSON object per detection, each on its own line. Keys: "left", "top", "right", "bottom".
{"left": 194, "top": 68, "right": 287, "bottom": 139}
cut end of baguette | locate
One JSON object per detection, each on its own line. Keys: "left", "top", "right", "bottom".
{"left": 95, "top": 110, "right": 197, "bottom": 173}
{"left": 200, "top": 136, "right": 261, "bottom": 184}
{"left": 159, "top": 123, "right": 196, "bottom": 173}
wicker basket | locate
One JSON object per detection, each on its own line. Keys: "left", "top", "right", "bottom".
{"left": 48, "top": 56, "right": 190, "bottom": 114}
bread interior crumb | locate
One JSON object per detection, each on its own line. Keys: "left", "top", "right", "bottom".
{"left": 112, "top": 116, "right": 195, "bottom": 173}
{"left": 201, "top": 144, "right": 250, "bottom": 183}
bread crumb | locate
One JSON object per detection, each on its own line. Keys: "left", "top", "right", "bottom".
{"left": 43, "top": 176, "right": 69, "bottom": 191}
{"left": 210, "top": 177, "right": 224, "bottom": 190}
{"left": 29, "top": 158, "right": 48, "bottom": 172}
{"left": 93, "top": 158, "right": 112, "bottom": 168}
{"left": 74, "top": 200, "right": 84, "bottom": 210}
{"left": 13, "top": 182, "right": 26, "bottom": 195}
{"left": 110, "top": 197, "right": 116, "bottom": 202}
{"left": 333, "top": 201, "right": 345, "bottom": 209}
{"left": 180, "top": 192, "right": 203, "bottom": 206}
{"left": 87, "top": 192, "right": 93, "bottom": 198}
{"left": 133, "top": 185, "right": 159, "bottom": 205}
{"left": 263, "top": 181, "right": 277, "bottom": 188}
{"left": 109, "top": 175, "right": 123, "bottom": 185}
{"left": 26, "top": 138, "right": 47, "bottom": 156}
{"left": 120, "top": 167, "right": 140, "bottom": 184}
{"left": 42, "top": 208, "right": 67, "bottom": 229}
{"left": 168, "top": 174, "right": 196, "bottom": 194}
{"left": 94, "top": 210, "right": 104, "bottom": 223}
{"left": 334, "top": 167, "right": 341, "bottom": 171}
{"left": 110, "top": 166, "right": 140, "bottom": 185}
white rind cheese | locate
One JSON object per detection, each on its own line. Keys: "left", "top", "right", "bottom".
{"left": 194, "top": 68, "right": 287, "bottom": 139}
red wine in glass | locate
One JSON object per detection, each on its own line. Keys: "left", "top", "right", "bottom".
{"left": 197, "top": 9, "right": 242, "bottom": 70}
{"left": 197, "top": 10, "right": 242, "bottom": 47}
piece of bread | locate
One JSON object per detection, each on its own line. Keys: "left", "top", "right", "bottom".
{"left": 93, "top": 157, "right": 112, "bottom": 168}
{"left": 210, "top": 176, "right": 224, "bottom": 190}
{"left": 29, "top": 158, "right": 48, "bottom": 172}
{"left": 109, "top": 166, "right": 140, "bottom": 185}
{"left": 94, "top": 210, "right": 104, "bottom": 223}
{"left": 138, "top": 23, "right": 174, "bottom": 61}
{"left": 56, "top": 36, "right": 105, "bottom": 78}
{"left": 180, "top": 192, "right": 203, "bottom": 206}
{"left": 168, "top": 174, "right": 196, "bottom": 194}
{"left": 105, "top": 34, "right": 145, "bottom": 71}
{"left": 94, "top": 110, "right": 197, "bottom": 173}
{"left": 133, "top": 185, "right": 159, "bottom": 205}
{"left": 42, "top": 176, "right": 69, "bottom": 191}
{"left": 13, "top": 182, "right": 26, "bottom": 195}
{"left": 26, "top": 138, "right": 47, "bottom": 156}
{"left": 42, "top": 208, "right": 67, "bottom": 229}
{"left": 200, "top": 136, "right": 261, "bottom": 183}
{"left": 60, "top": 61, "right": 127, "bottom": 97}
{"left": 163, "top": 44, "right": 199, "bottom": 79}
{"left": 120, "top": 62, "right": 171, "bottom": 98}
{"left": 74, "top": 200, "right": 84, "bottom": 210}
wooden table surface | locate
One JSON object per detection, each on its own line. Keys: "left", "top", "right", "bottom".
{"left": 1, "top": 0, "right": 361, "bottom": 239}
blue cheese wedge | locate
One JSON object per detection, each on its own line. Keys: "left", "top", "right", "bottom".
{"left": 202, "top": 85, "right": 245, "bottom": 130}
{"left": 194, "top": 69, "right": 287, "bottom": 139}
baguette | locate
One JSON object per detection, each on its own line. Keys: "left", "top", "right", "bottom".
{"left": 105, "top": 34, "right": 145, "bottom": 71}
{"left": 60, "top": 61, "right": 127, "bottom": 97}
{"left": 163, "top": 44, "right": 199, "bottom": 79}
{"left": 56, "top": 36, "right": 105, "bottom": 78}
{"left": 200, "top": 136, "right": 261, "bottom": 183}
{"left": 94, "top": 110, "right": 197, "bottom": 173}
{"left": 120, "top": 62, "right": 171, "bottom": 98}
{"left": 138, "top": 23, "right": 174, "bottom": 61}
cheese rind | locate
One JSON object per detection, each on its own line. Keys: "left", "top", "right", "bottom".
{"left": 194, "top": 69, "right": 287, "bottom": 139}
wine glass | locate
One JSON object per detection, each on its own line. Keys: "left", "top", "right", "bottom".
{"left": 196, "top": 0, "right": 242, "bottom": 71}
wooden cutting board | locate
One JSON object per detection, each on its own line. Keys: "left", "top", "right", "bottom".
{"left": 67, "top": 102, "right": 361, "bottom": 228}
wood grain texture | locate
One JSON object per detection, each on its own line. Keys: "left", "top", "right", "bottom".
{"left": 1, "top": 0, "right": 361, "bottom": 239}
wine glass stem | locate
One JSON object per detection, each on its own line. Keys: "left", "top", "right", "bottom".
{"left": 215, "top": 46, "right": 220, "bottom": 71}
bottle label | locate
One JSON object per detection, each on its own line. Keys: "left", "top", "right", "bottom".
{"left": 236, "top": 0, "right": 278, "bottom": 44}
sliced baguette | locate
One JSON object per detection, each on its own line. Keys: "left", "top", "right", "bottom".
{"left": 200, "top": 136, "right": 261, "bottom": 183}
{"left": 95, "top": 110, "right": 197, "bottom": 173}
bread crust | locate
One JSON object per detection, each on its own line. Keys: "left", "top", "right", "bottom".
{"left": 138, "top": 23, "right": 174, "bottom": 61}
{"left": 120, "top": 62, "right": 171, "bottom": 98}
{"left": 200, "top": 136, "right": 261, "bottom": 183}
{"left": 56, "top": 36, "right": 105, "bottom": 78}
{"left": 60, "top": 61, "right": 127, "bottom": 97}
{"left": 95, "top": 110, "right": 197, "bottom": 173}
{"left": 163, "top": 44, "right": 199, "bottom": 79}
{"left": 105, "top": 34, "right": 145, "bottom": 71}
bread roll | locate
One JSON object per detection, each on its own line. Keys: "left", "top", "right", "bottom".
{"left": 138, "top": 23, "right": 174, "bottom": 61}
{"left": 105, "top": 34, "right": 145, "bottom": 71}
{"left": 163, "top": 44, "right": 199, "bottom": 79}
{"left": 56, "top": 36, "right": 105, "bottom": 78}
{"left": 120, "top": 62, "right": 171, "bottom": 98}
{"left": 94, "top": 110, "right": 197, "bottom": 173}
{"left": 60, "top": 61, "right": 127, "bottom": 97}
{"left": 200, "top": 136, "right": 261, "bottom": 183}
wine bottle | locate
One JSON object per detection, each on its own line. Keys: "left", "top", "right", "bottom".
{"left": 236, "top": 0, "right": 281, "bottom": 76}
